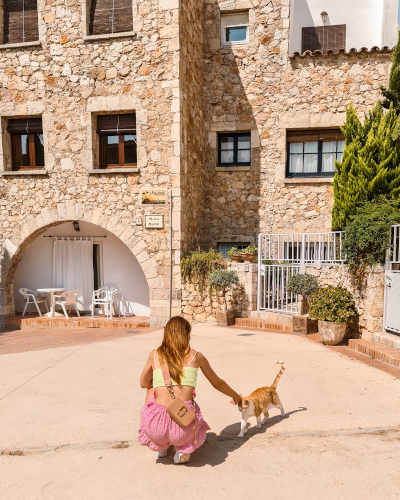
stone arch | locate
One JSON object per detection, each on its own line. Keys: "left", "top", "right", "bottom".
{"left": 0, "top": 202, "right": 161, "bottom": 325}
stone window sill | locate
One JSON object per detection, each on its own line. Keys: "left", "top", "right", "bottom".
{"left": 216, "top": 166, "right": 251, "bottom": 172}
{"left": 84, "top": 32, "right": 137, "bottom": 43}
{"left": 0, "top": 41, "right": 42, "bottom": 50}
{"left": 284, "top": 177, "right": 334, "bottom": 184}
{"left": 2, "top": 170, "right": 48, "bottom": 176}
{"left": 88, "top": 167, "right": 139, "bottom": 174}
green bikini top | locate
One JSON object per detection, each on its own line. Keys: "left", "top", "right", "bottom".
{"left": 153, "top": 350, "right": 198, "bottom": 389}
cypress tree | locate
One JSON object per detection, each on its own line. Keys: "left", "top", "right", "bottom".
{"left": 332, "top": 103, "right": 400, "bottom": 230}
{"left": 381, "top": 30, "right": 400, "bottom": 115}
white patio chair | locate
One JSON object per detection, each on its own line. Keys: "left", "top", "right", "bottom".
{"left": 19, "top": 288, "right": 49, "bottom": 317}
{"left": 53, "top": 290, "right": 81, "bottom": 320}
{"left": 110, "top": 291, "right": 124, "bottom": 319}
{"left": 92, "top": 286, "right": 118, "bottom": 319}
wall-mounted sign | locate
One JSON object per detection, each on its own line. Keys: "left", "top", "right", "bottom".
{"left": 141, "top": 189, "right": 168, "bottom": 205}
{"left": 145, "top": 215, "right": 164, "bottom": 229}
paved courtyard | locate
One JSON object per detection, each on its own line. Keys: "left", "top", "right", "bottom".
{"left": 1, "top": 324, "right": 400, "bottom": 499}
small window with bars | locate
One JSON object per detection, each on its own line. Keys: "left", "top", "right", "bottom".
{"left": 217, "top": 242, "right": 250, "bottom": 259}
{"left": 302, "top": 25, "right": 346, "bottom": 54}
{"left": 8, "top": 118, "right": 45, "bottom": 171}
{"left": 3, "top": 0, "right": 39, "bottom": 45}
{"left": 97, "top": 114, "right": 137, "bottom": 169}
{"left": 286, "top": 129, "right": 345, "bottom": 178}
{"left": 89, "top": 0, "right": 133, "bottom": 36}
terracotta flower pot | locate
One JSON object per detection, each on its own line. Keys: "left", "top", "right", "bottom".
{"left": 318, "top": 321, "right": 347, "bottom": 345}
{"left": 229, "top": 255, "right": 242, "bottom": 262}
{"left": 240, "top": 253, "right": 257, "bottom": 263}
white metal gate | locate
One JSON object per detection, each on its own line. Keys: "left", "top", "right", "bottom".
{"left": 384, "top": 224, "right": 400, "bottom": 334}
{"left": 258, "top": 264, "right": 300, "bottom": 313}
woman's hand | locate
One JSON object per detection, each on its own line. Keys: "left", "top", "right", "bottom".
{"left": 230, "top": 393, "right": 242, "bottom": 405}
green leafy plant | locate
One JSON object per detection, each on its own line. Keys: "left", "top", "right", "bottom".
{"left": 332, "top": 103, "right": 400, "bottom": 230}
{"left": 180, "top": 248, "right": 225, "bottom": 296}
{"left": 381, "top": 30, "right": 400, "bottom": 115}
{"left": 241, "top": 245, "right": 258, "bottom": 254}
{"left": 343, "top": 198, "right": 400, "bottom": 289}
{"left": 309, "top": 286, "right": 358, "bottom": 323}
{"left": 286, "top": 274, "right": 319, "bottom": 298}
{"left": 208, "top": 269, "right": 239, "bottom": 311}
{"left": 227, "top": 247, "right": 239, "bottom": 256}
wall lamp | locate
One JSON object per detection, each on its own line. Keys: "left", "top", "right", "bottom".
{"left": 73, "top": 221, "right": 80, "bottom": 232}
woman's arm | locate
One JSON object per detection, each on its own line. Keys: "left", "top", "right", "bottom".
{"left": 197, "top": 352, "right": 241, "bottom": 405}
{"left": 140, "top": 351, "right": 154, "bottom": 389}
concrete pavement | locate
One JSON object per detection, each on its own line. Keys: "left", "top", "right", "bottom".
{"left": 1, "top": 324, "right": 400, "bottom": 499}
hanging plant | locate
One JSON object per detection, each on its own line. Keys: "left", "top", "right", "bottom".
{"left": 180, "top": 248, "right": 226, "bottom": 296}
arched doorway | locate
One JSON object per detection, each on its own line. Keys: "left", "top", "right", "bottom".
{"left": 4, "top": 220, "right": 150, "bottom": 320}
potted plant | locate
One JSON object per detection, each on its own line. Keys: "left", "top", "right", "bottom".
{"left": 309, "top": 286, "right": 358, "bottom": 345}
{"left": 240, "top": 245, "right": 258, "bottom": 263}
{"left": 208, "top": 268, "right": 239, "bottom": 326}
{"left": 227, "top": 247, "right": 242, "bottom": 262}
{"left": 287, "top": 273, "right": 319, "bottom": 335}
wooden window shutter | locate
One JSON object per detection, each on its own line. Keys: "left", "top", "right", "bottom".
{"left": 4, "top": 0, "right": 39, "bottom": 44}
{"left": 89, "top": 0, "right": 133, "bottom": 36}
{"left": 287, "top": 129, "right": 344, "bottom": 143}
{"left": 8, "top": 118, "right": 43, "bottom": 134}
{"left": 302, "top": 25, "right": 346, "bottom": 54}
{"left": 97, "top": 114, "right": 136, "bottom": 134}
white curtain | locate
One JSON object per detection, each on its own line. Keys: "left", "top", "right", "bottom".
{"left": 53, "top": 237, "right": 94, "bottom": 311}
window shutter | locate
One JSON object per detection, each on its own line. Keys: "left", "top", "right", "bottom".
{"left": 302, "top": 25, "right": 346, "bottom": 53}
{"left": 287, "top": 129, "right": 344, "bottom": 143}
{"left": 4, "top": 0, "right": 39, "bottom": 44}
{"left": 89, "top": 0, "right": 133, "bottom": 36}
{"left": 97, "top": 114, "right": 136, "bottom": 134}
{"left": 8, "top": 118, "right": 43, "bottom": 134}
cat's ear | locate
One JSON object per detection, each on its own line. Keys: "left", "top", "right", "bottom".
{"left": 241, "top": 398, "right": 250, "bottom": 409}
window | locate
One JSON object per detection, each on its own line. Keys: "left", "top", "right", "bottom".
{"left": 221, "top": 12, "right": 249, "bottom": 45}
{"left": 218, "top": 242, "right": 250, "bottom": 259}
{"left": 3, "top": 0, "right": 39, "bottom": 44}
{"left": 286, "top": 129, "right": 345, "bottom": 178}
{"left": 89, "top": 0, "right": 133, "bottom": 36}
{"left": 8, "top": 118, "right": 44, "bottom": 171}
{"left": 97, "top": 114, "right": 137, "bottom": 169}
{"left": 218, "top": 133, "right": 251, "bottom": 166}
{"left": 302, "top": 25, "right": 346, "bottom": 54}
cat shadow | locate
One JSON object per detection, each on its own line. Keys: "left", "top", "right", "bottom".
{"left": 156, "top": 407, "right": 307, "bottom": 468}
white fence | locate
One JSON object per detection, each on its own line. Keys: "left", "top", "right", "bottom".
{"left": 384, "top": 224, "right": 400, "bottom": 334}
{"left": 388, "top": 224, "right": 400, "bottom": 265}
{"left": 257, "top": 264, "right": 300, "bottom": 313}
{"left": 258, "top": 232, "right": 346, "bottom": 264}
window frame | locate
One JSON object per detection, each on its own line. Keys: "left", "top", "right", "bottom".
{"left": 218, "top": 132, "right": 251, "bottom": 167}
{"left": 217, "top": 242, "right": 251, "bottom": 259}
{"left": 99, "top": 133, "right": 137, "bottom": 169}
{"left": 3, "top": 0, "right": 40, "bottom": 45}
{"left": 10, "top": 132, "right": 44, "bottom": 171}
{"left": 88, "top": 0, "right": 134, "bottom": 37}
{"left": 301, "top": 25, "right": 346, "bottom": 54}
{"left": 221, "top": 12, "right": 249, "bottom": 46}
{"left": 286, "top": 130, "right": 344, "bottom": 179}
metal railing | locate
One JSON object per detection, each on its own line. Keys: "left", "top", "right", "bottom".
{"left": 258, "top": 231, "right": 346, "bottom": 264}
{"left": 257, "top": 264, "right": 300, "bottom": 313}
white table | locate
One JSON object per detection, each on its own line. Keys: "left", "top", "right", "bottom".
{"left": 37, "top": 288, "right": 66, "bottom": 317}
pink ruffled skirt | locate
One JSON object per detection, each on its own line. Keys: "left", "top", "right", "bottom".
{"left": 139, "top": 391, "right": 210, "bottom": 454}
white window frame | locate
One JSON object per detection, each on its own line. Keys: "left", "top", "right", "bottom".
{"left": 221, "top": 12, "right": 249, "bottom": 46}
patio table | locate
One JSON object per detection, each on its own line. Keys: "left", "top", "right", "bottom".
{"left": 37, "top": 288, "right": 66, "bottom": 317}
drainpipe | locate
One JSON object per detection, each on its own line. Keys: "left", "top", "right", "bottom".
{"left": 169, "top": 189, "right": 173, "bottom": 319}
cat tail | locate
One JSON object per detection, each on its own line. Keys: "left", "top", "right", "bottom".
{"left": 271, "top": 361, "right": 285, "bottom": 389}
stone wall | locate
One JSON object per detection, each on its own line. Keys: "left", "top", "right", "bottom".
{"left": 181, "top": 262, "right": 257, "bottom": 322}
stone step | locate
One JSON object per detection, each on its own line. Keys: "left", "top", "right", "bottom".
{"left": 235, "top": 317, "right": 293, "bottom": 333}
{"left": 365, "top": 331, "right": 400, "bottom": 352}
{"left": 250, "top": 310, "right": 293, "bottom": 324}
{"left": 5, "top": 315, "right": 150, "bottom": 330}
{"left": 349, "top": 339, "right": 400, "bottom": 368}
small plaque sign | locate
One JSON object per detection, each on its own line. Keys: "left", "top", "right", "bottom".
{"left": 145, "top": 215, "right": 164, "bottom": 229}
{"left": 141, "top": 189, "right": 167, "bottom": 205}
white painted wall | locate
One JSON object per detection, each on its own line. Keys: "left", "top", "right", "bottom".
{"left": 14, "top": 221, "right": 150, "bottom": 316}
{"left": 289, "top": 0, "right": 399, "bottom": 54}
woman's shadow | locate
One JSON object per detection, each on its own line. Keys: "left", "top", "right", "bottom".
{"left": 158, "top": 407, "right": 307, "bottom": 468}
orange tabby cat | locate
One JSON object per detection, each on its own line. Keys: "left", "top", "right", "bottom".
{"left": 237, "top": 361, "right": 285, "bottom": 437}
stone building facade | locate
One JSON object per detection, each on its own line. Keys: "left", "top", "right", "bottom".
{"left": 0, "top": 0, "right": 396, "bottom": 327}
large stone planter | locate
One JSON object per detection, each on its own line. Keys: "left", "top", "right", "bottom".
{"left": 216, "top": 309, "right": 237, "bottom": 327}
{"left": 293, "top": 316, "right": 318, "bottom": 336}
{"left": 318, "top": 321, "right": 347, "bottom": 345}
{"left": 240, "top": 253, "right": 257, "bottom": 263}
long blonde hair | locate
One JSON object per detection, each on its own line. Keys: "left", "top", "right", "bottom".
{"left": 157, "top": 316, "right": 192, "bottom": 386}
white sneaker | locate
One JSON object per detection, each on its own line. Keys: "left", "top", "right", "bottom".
{"left": 157, "top": 450, "right": 168, "bottom": 458}
{"left": 174, "top": 451, "right": 190, "bottom": 464}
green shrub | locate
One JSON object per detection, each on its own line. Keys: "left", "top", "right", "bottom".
{"left": 286, "top": 273, "right": 319, "bottom": 298}
{"left": 180, "top": 248, "right": 225, "bottom": 296}
{"left": 241, "top": 245, "right": 258, "bottom": 254}
{"left": 227, "top": 247, "right": 239, "bottom": 256}
{"left": 208, "top": 269, "right": 239, "bottom": 311}
{"left": 343, "top": 198, "right": 400, "bottom": 288}
{"left": 309, "top": 286, "right": 358, "bottom": 323}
